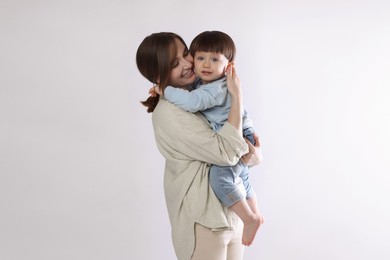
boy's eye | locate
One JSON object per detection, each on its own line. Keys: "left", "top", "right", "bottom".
{"left": 197, "top": 56, "right": 204, "bottom": 61}
{"left": 212, "top": 58, "right": 219, "bottom": 62}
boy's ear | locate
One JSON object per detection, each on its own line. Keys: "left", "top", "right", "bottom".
{"left": 225, "top": 62, "right": 235, "bottom": 73}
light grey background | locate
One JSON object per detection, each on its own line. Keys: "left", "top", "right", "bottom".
{"left": 1, "top": 0, "right": 389, "bottom": 259}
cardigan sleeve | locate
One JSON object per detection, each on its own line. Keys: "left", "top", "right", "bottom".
{"left": 152, "top": 99, "right": 248, "bottom": 166}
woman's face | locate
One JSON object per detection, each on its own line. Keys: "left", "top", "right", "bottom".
{"left": 168, "top": 39, "right": 196, "bottom": 88}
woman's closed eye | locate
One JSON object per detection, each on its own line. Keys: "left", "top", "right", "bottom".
{"left": 171, "top": 59, "right": 179, "bottom": 68}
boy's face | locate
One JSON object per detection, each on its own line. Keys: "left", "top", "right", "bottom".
{"left": 193, "top": 51, "right": 229, "bottom": 84}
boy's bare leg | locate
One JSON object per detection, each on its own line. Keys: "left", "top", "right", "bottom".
{"left": 230, "top": 199, "right": 261, "bottom": 246}
{"left": 247, "top": 194, "right": 265, "bottom": 224}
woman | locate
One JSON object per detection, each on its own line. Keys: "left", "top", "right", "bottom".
{"left": 136, "top": 32, "right": 260, "bottom": 260}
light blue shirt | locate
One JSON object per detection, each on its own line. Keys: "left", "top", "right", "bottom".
{"left": 164, "top": 77, "right": 253, "bottom": 132}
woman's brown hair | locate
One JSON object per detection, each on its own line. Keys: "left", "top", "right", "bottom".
{"left": 136, "top": 32, "right": 187, "bottom": 113}
{"left": 189, "top": 31, "right": 236, "bottom": 62}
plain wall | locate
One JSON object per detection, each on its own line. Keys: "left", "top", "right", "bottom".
{"left": 1, "top": 0, "right": 389, "bottom": 259}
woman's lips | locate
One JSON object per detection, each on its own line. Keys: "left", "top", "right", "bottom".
{"left": 182, "top": 69, "right": 194, "bottom": 78}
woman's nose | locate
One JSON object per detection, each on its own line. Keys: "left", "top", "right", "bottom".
{"left": 185, "top": 53, "right": 193, "bottom": 63}
{"left": 183, "top": 58, "right": 193, "bottom": 67}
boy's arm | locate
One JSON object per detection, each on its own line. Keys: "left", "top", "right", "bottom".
{"left": 242, "top": 110, "right": 255, "bottom": 145}
{"left": 164, "top": 80, "right": 227, "bottom": 113}
{"left": 242, "top": 109, "right": 254, "bottom": 129}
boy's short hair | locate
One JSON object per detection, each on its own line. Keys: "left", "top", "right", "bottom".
{"left": 190, "top": 31, "right": 236, "bottom": 62}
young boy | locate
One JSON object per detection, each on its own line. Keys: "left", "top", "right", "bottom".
{"left": 158, "top": 31, "right": 263, "bottom": 246}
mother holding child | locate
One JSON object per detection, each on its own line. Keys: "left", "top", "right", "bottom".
{"left": 136, "top": 31, "right": 264, "bottom": 260}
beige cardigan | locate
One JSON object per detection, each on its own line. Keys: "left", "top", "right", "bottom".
{"left": 152, "top": 98, "right": 248, "bottom": 260}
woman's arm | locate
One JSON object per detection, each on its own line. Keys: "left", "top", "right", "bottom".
{"left": 226, "top": 64, "right": 263, "bottom": 167}
{"left": 152, "top": 99, "right": 248, "bottom": 167}
{"left": 152, "top": 64, "right": 248, "bottom": 167}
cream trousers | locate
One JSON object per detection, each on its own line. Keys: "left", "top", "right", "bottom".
{"left": 191, "top": 221, "right": 244, "bottom": 260}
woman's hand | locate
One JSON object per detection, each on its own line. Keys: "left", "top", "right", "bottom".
{"left": 225, "top": 62, "right": 242, "bottom": 101}
{"left": 226, "top": 63, "right": 243, "bottom": 132}
{"left": 241, "top": 133, "right": 263, "bottom": 167}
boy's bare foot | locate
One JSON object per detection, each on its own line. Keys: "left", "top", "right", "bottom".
{"left": 242, "top": 214, "right": 262, "bottom": 246}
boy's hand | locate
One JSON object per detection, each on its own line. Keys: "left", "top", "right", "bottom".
{"left": 148, "top": 84, "right": 162, "bottom": 97}
{"left": 253, "top": 132, "right": 261, "bottom": 148}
